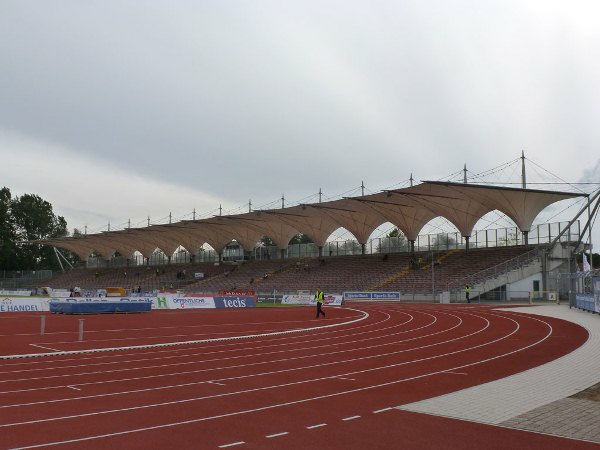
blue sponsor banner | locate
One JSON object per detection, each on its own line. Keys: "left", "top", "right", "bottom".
{"left": 344, "top": 292, "right": 372, "bottom": 299}
{"left": 50, "top": 301, "right": 151, "bottom": 314}
{"left": 575, "top": 294, "right": 595, "bottom": 312}
{"left": 214, "top": 296, "right": 256, "bottom": 308}
{"left": 344, "top": 292, "right": 401, "bottom": 300}
{"left": 371, "top": 292, "right": 401, "bottom": 299}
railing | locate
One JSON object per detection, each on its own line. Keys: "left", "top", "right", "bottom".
{"left": 445, "top": 245, "right": 546, "bottom": 293}
{"left": 0, "top": 270, "right": 54, "bottom": 289}
{"left": 45, "top": 219, "right": 582, "bottom": 269}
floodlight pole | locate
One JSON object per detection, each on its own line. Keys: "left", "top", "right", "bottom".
{"left": 588, "top": 199, "right": 594, "bottom": 270}
{"left": 521, "top": 150, "right": 527, "bottom": 188}
{"left": 431, "top": 250, "right": 435, "bottom": 302}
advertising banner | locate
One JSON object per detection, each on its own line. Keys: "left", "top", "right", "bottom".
{"left": 0, "top": 297, "right": 45, "bottom": 312}
{"left": 594, "top": 276, "right": 600, "bottom": 313}
{"left": 170, "top": 295, "right": 216, "bottom": 309}
{"left": 344, "top": 292, "right": 401, "bottom": 300}
{"left": 0, "top": 290, "right": 32, "bottom": 297}
{"left": 575, "top": 293, "right": 595, "bottom": 312}
{"left": 152, "top": 293, "right": 255, "bottom": 309}
{"left": 214, "top": 296, "right": 256, "bottom": 308}
{"left": 282, "top": 294, "right": 343, "bottom": 306}
{"left": 344, "top": 292, "right": 371, "bottom": 300}
{"left": 218, "top": 290, "right": 255, "bottom": 297}
{"left": 282, "top": 294, "right": 312, "bottom": 305}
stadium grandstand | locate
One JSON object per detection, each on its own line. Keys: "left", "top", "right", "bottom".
{"left": 4, "top": 156, "right": 600, "bottom": 306}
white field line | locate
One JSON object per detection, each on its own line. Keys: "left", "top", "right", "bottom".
{"left": 6, "top": 313, "right": 554, "bottom": 449}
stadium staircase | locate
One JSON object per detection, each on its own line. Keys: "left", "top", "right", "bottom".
{"left": 445, "top": 245, "right": 544, "bottom": 298}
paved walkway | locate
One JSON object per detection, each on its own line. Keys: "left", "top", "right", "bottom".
{"left": 397, "top": 304, "right": 600, "bottom": 443}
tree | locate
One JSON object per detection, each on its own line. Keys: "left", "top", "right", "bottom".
{"left": 377, "top": 227, "right": 407, "bottom": 253}
{"left": 433, "top": 233, "right": 457, "bottom": 250}
{"left": 289, "top": 233, "right": 313, "bottom": 244}
{"left": 337, "top": 240, "right": 362, "bottom": 255}
{"left": 8, "top": 191, "right": 68, "bottom": 270}
{"left": 0, "top": 187, "right": 18, "bottom": 269}
{"left": 259, "top": 236, "right": 275, "bottom": 247}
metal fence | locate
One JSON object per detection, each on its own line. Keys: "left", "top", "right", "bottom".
{"left": 81, "top": 219, "right": 579, "bottom": 268}
{"left": 0, "top": 270, "right": 54, "bottom": 289}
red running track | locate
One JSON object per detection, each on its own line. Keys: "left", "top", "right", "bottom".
{"left": 0, "top": 304, "right": 593, "bottom": 449}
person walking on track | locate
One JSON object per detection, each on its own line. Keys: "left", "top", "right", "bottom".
{"left": 315, "top": 288, "right": 326, "bottom": 318}
{"left": 465, "top": 284, "right": 471, "bottom": 303}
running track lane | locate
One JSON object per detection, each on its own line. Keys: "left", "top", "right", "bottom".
{"left": 0, "top": 304, "right": 592, "bottom": 449}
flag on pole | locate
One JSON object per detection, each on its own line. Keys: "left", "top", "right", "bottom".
{"left": 583, "top": 253, "right": 591, "bottom": 272}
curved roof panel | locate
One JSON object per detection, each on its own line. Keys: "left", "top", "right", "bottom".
{"left": 35, "top": 182, "right": 584, "bottom": 258}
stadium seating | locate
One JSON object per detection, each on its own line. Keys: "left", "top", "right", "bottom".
{"left": 37, "top": 245, "right": 538, "bottom": 295}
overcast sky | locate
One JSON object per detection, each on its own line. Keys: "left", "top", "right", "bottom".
{"left": 1, "top": 1, "right": 599, "bottom": 245}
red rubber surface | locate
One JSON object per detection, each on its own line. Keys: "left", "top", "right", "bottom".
{"left": 0, "top": 304, "right": 593, "bottom": 449}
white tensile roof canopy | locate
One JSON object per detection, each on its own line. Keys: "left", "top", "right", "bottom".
{"left": 38, "top": 181, "right": 584, "bottom": 260}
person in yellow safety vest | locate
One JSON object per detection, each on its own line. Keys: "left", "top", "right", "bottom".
{"left": 465, "top": 285, "right": 471, "bottom": 303}
{"left": 315, "top": 288, "right": 326, "bottom": 318}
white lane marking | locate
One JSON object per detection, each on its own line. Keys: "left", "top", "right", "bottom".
{"left": 266, "top": 432, "right": 288, "bottom": 438}
{"left": 342, "top": 415, "right": 360, "bottom": 421}
{"left": 306, "top": 423, "right": 327, "bottom": 429}
{"left": 442, "top": 371, "right": 468, "bottom": 375}
{"left": 206, "top": 381, "right": 226, "bottom": 386}
{"left": 373, "top": 407, "right": 393, "bottom": 414}
{"left": 0, "top": 309, "right": 391, "bottom": 374}
{"left": 66, "top": 386, "right": 81, "bottom": 391}
{"left": 0, "top": 310, "right": 449, "bottom": 386}
{"left": 0, "top": 308, "right": 401, "bottom": 374}
{"left": 4, "top": 312, "right": 552, "bottom": 449}
{"left": 0, "top": 310, "right": 485, "bottom": 413}
{"left": 1, "top": 308, "right": 370, "bottom": 360}
{"left": 336, "top": 376, "right": 355, "bottom": 381}
{"left": 0, "top": 312, "right": 471, "bottom": 406}
{"left": 1, "top": 312, "right": 521, "bottom": 425}
{"left": 218, "top": 442, "right": 245, "bottom": 448}
{"left": 28, "top": 344, "right": 60, "bottom": 352}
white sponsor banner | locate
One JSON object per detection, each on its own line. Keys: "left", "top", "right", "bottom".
{"left": 0, "top": 297, "right": 46, "bottom": 312}
{"left": 152, "top": 293, "right": 215, "bottom": 309}
{"left": 282, "top": 294, "right": 312, "bottom": 305}
{"left": 0, "top": 290, "right": 32, "bottom": 297}
{"left": 282, "top": 294, "right": 343, "bottom": 306}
